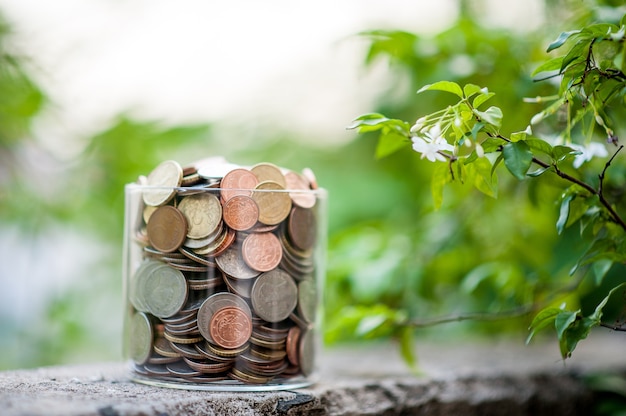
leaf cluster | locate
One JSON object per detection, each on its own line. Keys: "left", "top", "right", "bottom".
{"left": 349, "top": 6, "right": 626, "bottom": 360}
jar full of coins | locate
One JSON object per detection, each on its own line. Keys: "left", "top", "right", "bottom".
{"left": 122, "top": 159, "right": 326, "bottom": 391}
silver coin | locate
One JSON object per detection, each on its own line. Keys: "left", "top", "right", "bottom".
{"left": 250, "top": 269, "right": 298, "bottom": 323}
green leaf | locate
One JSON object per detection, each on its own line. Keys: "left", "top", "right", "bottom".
{"left": 556, "top": 193, "right": 573, "bottom": 235}
{"left": 526, "top": 138, "right": 553, "bottom": 156}
{"left": 472, "top": 92, "right": 495, "bottom": 109}
{"left": 431, "top": 162, "right": 452, "bottom": 210}
{"left": 532, "top": 56, "right": 565, "bottom": 77}
{"left": 398, "top": 326, "right": 419, "bottom": 374}
{"left": 559, "top": 317, "right": 593, "bottom": 359}
{"left": 527, "top": 307, "right": 561, "bottom": 344}
{"left": 547, "top": 30, "right": 580, "bottom": 52}
{"left": 592, "top": 259, "right": 613, "bottom": 286}
{"left": 473, "top": 106, "right": 503, "bottom": 129}
{"left": 589, "top": 282, "right": 626, "bottom": 322}
{"left": 560, "top": 40, "right": 589, "bottom": 72}
{"left": 552, "top": 145, "right": 579, "bottom": 162}
{"left": 481, "top": 137, "right": 505, "bottom": 153}
{"left": 527, "top": 166, "right": 551, "bottom": 177}
{"left": 375, "top": 131, "right": 409, "bottom": 158}
{"left": 555, "top": 310, "right": 579, "bottom": 340}
{"left": 463, "top": 83, "right": 482, "bottom": 98}
{"left": 502, "top": 141, "right": 533, "bottom": 180}
{"left": 468, "top": 157, "right": 498, "bottom": 198}
{"left": 417, "top": 81, "right": 463, "bottom": 98}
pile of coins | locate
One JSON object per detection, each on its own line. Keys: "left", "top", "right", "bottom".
{"left": 126, "top": 159, "right": 321, "bottom": 386}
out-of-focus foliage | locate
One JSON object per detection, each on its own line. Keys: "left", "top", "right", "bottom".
{"left": 344, "top": 0, "right": 626, "bottom": 365}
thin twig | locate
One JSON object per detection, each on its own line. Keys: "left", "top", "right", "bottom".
{"left": 408, "top": 306, "right": 533, "bottom": 328}
{"left": 600, "top": 322, "right": 626, "bottom": 332}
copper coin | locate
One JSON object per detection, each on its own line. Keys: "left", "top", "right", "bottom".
{"left": 147, "top": 205, "right": 188, "bottom": 253}
{"left": 252, "top": 181, "right": 292, "bottom": 226}
{"left": 220, "top": 168, "right": 259, "bottom": 201}
{"left": 223, "top": 195, "right": 259, "bottom": 231}
{"left": 178, "top": 193, "right": 222, "bottom": 239}
{"left": 301, "top": 167, "right": 318, "bottom": 190}
{"left": 286, "top": 326, "right": 301, "bottom": 366}
{"left": 142, "top": 160, "right": 183, "bottom": 207}
{"left": 242, "top": 232, "right": 282, "bottom": 272}
{"left": 284, "top": 170, "right": 316, "bottom": 209}
{"left": 209, "top": 306, "right": 253, "bottom": 349}
{"left": 206, "top": 227, "right": 236, "bottom": 258}
{"left": 250, "top": 162, "right": 287, "bottom": 187}
{"left": 250, "top": 269, "right": 298, "bottom": 323}
{"left": 288, "top": 207, "right": 317, "bottom": 251}
{"left": 197, "top": 292, "right": 252, "bottom": 344}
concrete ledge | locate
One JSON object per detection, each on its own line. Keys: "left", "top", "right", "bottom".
{"left": 1, "top": 331, "right": 624, "bottom": 415}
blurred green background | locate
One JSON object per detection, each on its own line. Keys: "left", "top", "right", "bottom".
{"left": 1, "top": 0, "right": 625, "bottom": 371}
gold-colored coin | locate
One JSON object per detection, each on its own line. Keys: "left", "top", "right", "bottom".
{"left": 178, "top": 193, "right": 222, "bottom": 239}
{"left": 163, "top": 331, "right": 203, "bottom": 344}
{"left": 142, "top": 160, "right": 183, "bottom": 207}
{"left": 250, "top": 162, "right": 286, "bottom": 188}
{"left": 252, "top": 181, "right": 292, "bottom": 226}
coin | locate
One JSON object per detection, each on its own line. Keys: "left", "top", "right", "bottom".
{"left": 220, "top": 168, "right": 259, "bottom": 201}
{"left": 288, "top": 206, "right": 317, "bottom": 251}
{"left": 241, "top": 232, "right": 282, "bottom": 272}
{"left": 166, "top": 360, "right": 202, "bottom": 378}
{"left": 298, "top": 329, "right": 315, "bottom": 376}
{"left": 197, "top": 292, "right": 252, "bottom": 344}
{"left": 252, "top": 181, "right": 292, "bottom": 225}
{"left": 195, "top": 342, "right": 237, "bottom": 363}
{"left": 153, "top": 337, "right": 181, "bottom": 359}
{"left": 215, "top": 244, "right": 260, "bottom": 280}
{"left": 183, "top": 357, "right": 233, "bottom": 374}
{"left": 129, "top": 312, "right": 153, "bottom": 365}
{"left": 143, "top": 263, "right": 188, "bottom": 318}
{"left": 147, "top": 205, "right": 188, "bottom": 253}
{"left": 284, "top": 170, "right": 316, "bottom": 209}
{"left": 301, "top": 167, "right": 318, "bottom": 190}
{"left": 230, "top": 366, "right": 271, "bottom": 384}
{"left": 129, "top": 259, "right": 161, "bottom": 313}
{"left": 297, "top": 279, "right": 317, "bottom": 324}
{"left": 223, "top": 274, "right": 254, "bottom": 298}
{"left": 250, "top": 162, "right": 286, "bottom": 188}
{"left": 142, "top": 160, "right": 183, "bottom": 206}
{"left": 163, "top": 331, "right": 203, "bottom": 344}
{"left": 223, "top": 195, "right": 259, "bottom": 231}
{"left": 250, "top": 269, "right": 298, "bottom": 323}
{"left": 286, "top": 326, "right": 301, "bottom": 366}
{"left": 209, "top": 306, "right": 253, "bottom": 349}
{"left": 169, "top": 342, "right": 206, "bottom": 360}
{"left": 178, "top": 193, "right": 222, "bottom": 239}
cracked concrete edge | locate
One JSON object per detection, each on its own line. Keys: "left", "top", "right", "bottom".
{"left": 0, "top": 363, "right": 609, "bottom": 416}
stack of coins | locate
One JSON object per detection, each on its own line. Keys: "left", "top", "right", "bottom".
{"left": 125, "top": 159, "right": 321, "bottom": 386}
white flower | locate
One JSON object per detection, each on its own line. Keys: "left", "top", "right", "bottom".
{"left": 570, "top": 142, "right": 608, "bottom": 168}
{"left": 410, "top": 117, "right": 427, "bottom": 135}
{"left": 411, "top": 125, "right": 454, "bottom": 162}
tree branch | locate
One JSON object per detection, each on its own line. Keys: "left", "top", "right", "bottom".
{"left": 600, "top": 322, "right": 626, "bottom": 332}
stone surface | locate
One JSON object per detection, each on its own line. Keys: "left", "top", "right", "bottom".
{"left": 1, "top": 330, "right": 624, "bottom": 415}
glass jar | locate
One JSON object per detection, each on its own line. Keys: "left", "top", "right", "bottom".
{"left": 122, "top": 162, "right": 326, "bottom": 391}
